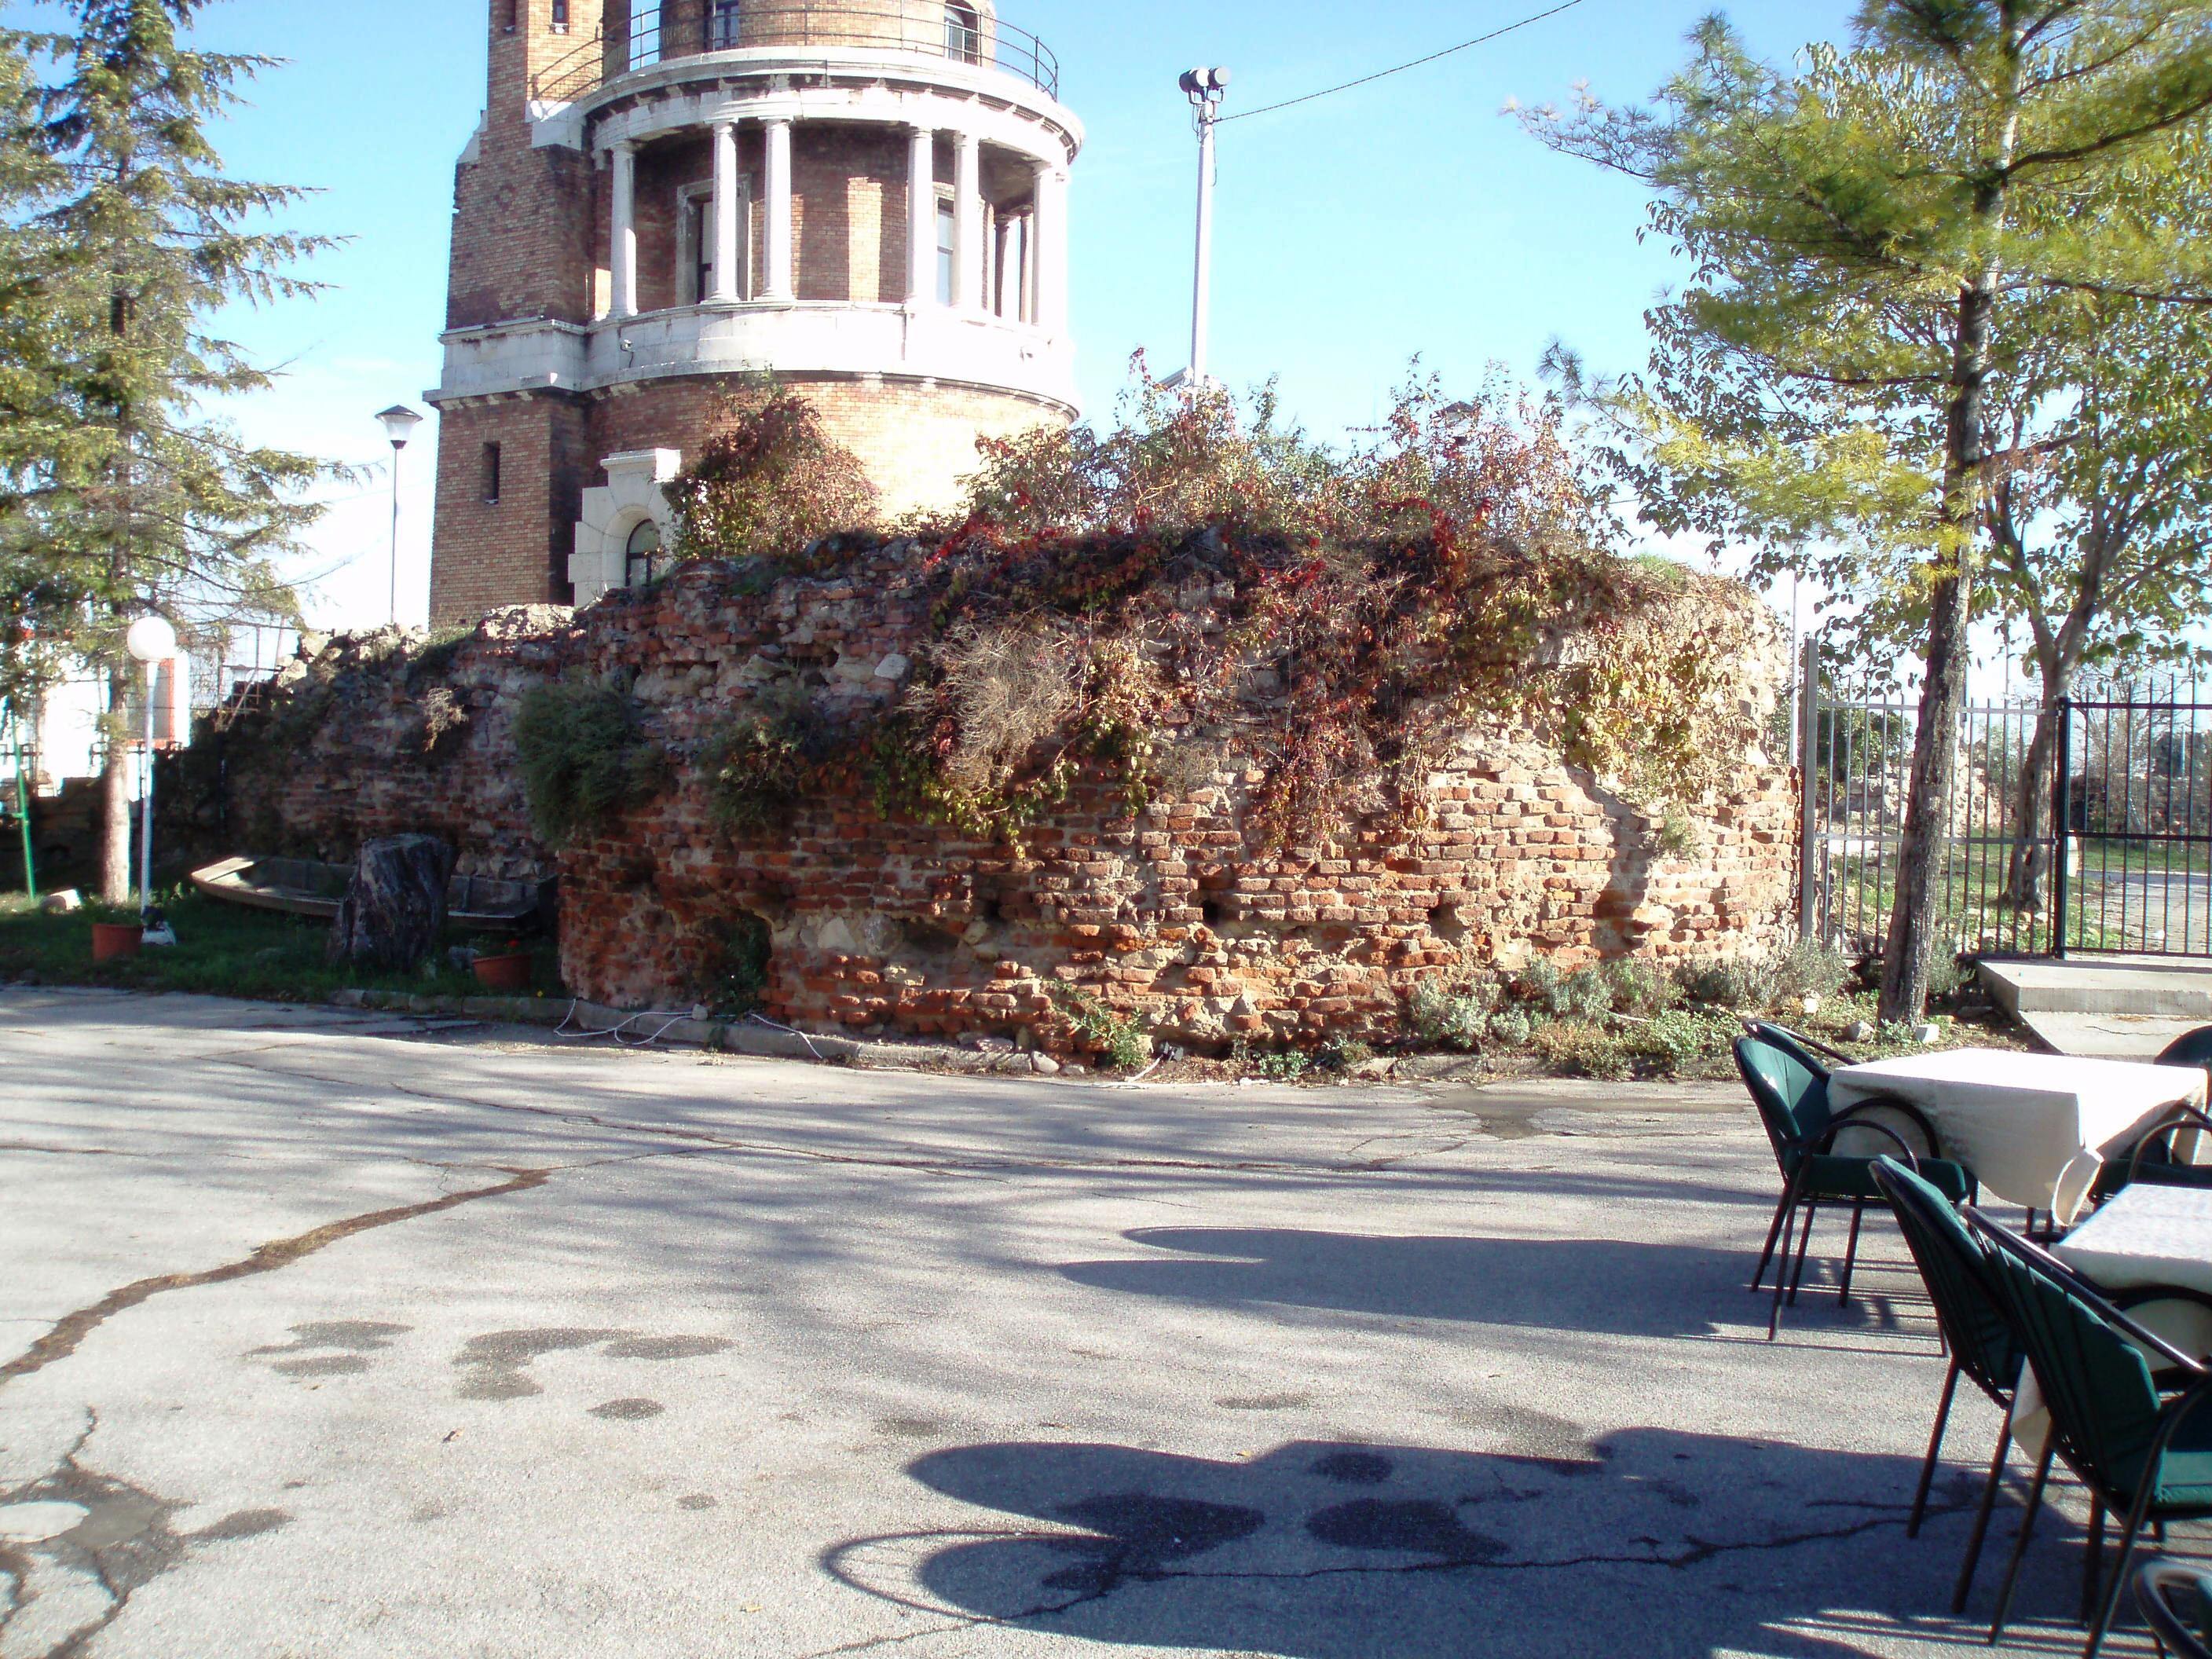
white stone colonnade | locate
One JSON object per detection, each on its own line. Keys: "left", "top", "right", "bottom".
{"left": 602, "top": 112, "right": 1068, "bottom": 326}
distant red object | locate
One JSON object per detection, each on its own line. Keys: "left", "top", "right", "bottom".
{"left": 472, "top": 952, "right": 531, "bottom": 992}
{"left": 91, "top": 922, "right": 141, "bottom": 962}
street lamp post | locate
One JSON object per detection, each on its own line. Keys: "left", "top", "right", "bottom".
{"left": 1178, "top": 67, "right": 1231, "bottom": 385}
{"left": 376, "top": 405, "right": 425, "bottom": 625}
{"left": 124, "top": 613, "right": 177, "bottom": 939}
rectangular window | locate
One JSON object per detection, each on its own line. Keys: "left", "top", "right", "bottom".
{"left": 709, "top": 0, "right": 742, "bottom": 49}
{"left": 551, "top": 0, "right": 569, "bottom": 28}
{"left": 482, "top": 442, "right": 502, "bottom": 505}
{"left": 936, "top": 197, "right": 956, "bottom": 306}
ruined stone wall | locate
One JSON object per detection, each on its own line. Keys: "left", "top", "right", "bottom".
{"left": 199, "top": 544, "right": 1796, "bottom": 1055}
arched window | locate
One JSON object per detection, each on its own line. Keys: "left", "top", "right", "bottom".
{"left": 708, "top": 0, "right": 742, "bottom": 49}
{"left": 625, "top": 518, "right": 665, "bottom": 588}
{"left": 943, "top": 2, "right": 980, "bottom": 64}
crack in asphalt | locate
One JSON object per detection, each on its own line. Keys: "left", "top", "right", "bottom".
{"left": 0, "top": 1169, "right": 551, "bottom": 1390}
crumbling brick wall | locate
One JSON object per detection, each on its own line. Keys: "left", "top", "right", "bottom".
{"left": 199, "top": 541, "right": 1796, "bottom": 1053}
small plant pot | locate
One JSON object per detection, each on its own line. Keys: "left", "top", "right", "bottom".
{"left": 91, "top": 922, "right": 142, "bottom": 963}
{"left": 472, "top": 953, "right": 532, "bottom": 993}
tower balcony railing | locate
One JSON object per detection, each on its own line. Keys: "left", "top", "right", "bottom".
{"left": 534, "top": 3, "right": 1060, "bottom": 104}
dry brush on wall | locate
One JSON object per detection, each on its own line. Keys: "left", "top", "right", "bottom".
{"left": 190, "top": 375, "right": 1797, "bottom": 1059}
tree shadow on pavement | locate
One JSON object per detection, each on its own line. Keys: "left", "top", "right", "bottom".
{"left": 826, "top": 1430, "right": 2093, "bottom": 1657}
{"left": 1061, "top": 1228, "right": 1776, "bottom": 1339}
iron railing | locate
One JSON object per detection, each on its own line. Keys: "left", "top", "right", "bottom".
{"left": 1798, "top": 646, "right": 2212, "bottom": 961}
{"left": 534, "top": 2, "right": 1060, "bottom": 103}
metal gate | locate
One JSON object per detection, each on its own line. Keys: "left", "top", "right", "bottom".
{"left": 1798, "top": 650, "right": 2212, "bottom": 961}
{"left": 2054, "top": 690, "right": 2212, "bottom": 958}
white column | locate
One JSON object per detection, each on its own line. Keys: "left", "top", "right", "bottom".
{"left": 709, "top": 120, "right": 740, "bottom": 302}
{"left": 906, "top": 125, "right": 936, "bottom": 305}
{"left": 609, "top": 141, "right": 638, "bottom": 319}
{"left": 992, "top": 213, "right": 1014, "bottom": 317}
{"left": 953, "top": 132, "right": 983, "bottom": 312}
{"left": 1031, "top": 163, "right": 1067, "bottom": 335}
{"left": 763, "top": 116, "right": 793, "bottom": 301}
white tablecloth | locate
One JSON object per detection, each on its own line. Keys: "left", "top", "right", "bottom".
{"left": 1829, "top": 1048, "right": 2207, "bottom": 1222}
{"left": 2056, "top": 1182, "right": 2212, "bottom": 1298}
{"left": 2014, "top": 1185, "right": 2212, "bottom": 1458}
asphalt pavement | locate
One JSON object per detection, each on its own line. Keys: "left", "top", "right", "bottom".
{"left": 0, "top": 987, "right": 2154, "bottom": 1657}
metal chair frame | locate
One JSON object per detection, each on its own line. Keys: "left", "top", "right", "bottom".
{"left": 1966, "top": 1207, "right": 2212, "bottom": 1658}
{"left": 1736, "top": 1035, "right": 1953, "bottom": 1340}
{"left": 1869, "top": 1157, "right": 2025, "bottom": 1615}
{"left": 2134, "top": 1557, "right": 2212, "bottom": 1659}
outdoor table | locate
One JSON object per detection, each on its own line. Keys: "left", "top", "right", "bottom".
{"left": 2015, "top": 1185, "right": 2212, "bottom": 1458}
{"left": 1828, "top": 1047, "right": 2207, "bottom": 1224}
{"left": 2054, "top": 1182, "right": 2212, "bottom": 1299}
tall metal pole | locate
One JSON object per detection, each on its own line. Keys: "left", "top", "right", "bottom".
{"left": 1798, "top": 632, "right": 1820, "bottom": 944}
{"left": 139, "top": 660, "right": 156, "bottom": 912}
{"left": 388, "top": 439, "right": 403, "bottom": 626}
{"left": 2053, "top": 696, "right": 2074, "bottom": 960}
{"left": 1180, "top": 68, "right": 1229, "bottom": 384}
{"left": 4, "top": 702, "right": 32, "bottom": 900}
{"left": 1191, "top": 108, "right": 1216, "bottom": 381}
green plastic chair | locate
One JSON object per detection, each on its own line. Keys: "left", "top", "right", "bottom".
{"left": 1741, "top": 1020, "right": 1849, "bottom": 1080}
{"left": 1967, "top": 1208, "right": 2212, "bottom": 1657}
{"left": 2134, "top": 1558, "right": 2212, "bottom": 1658}
{"left": 2092, "top": 1027, "right": 2212, "bottom": 1204}
{"left": 1870, "top": 1157, "right": 2024, "bottom": 1614}
{"left": 1734, "top": 1034, "right": 1974, "bottom": 1339}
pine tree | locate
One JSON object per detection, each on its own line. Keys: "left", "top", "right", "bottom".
{"left": 4, "top": 0, "right": 333, "bottom": 903}
{"left": 1529, "top": 2, "right": 2212, "bottom": 1020}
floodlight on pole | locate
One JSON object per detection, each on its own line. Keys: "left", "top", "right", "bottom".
{"left": 125, "top": 613, "right": 177, "bottom": 929}
{"left": 1179, "top": 66, "right": 1230, "bottom": 386}
{"left": 377, "top": 405, "right": 424, "bottom": 626}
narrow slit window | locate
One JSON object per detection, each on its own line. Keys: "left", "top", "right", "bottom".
{"left": 482, "top": 441, "right": 502, "bottom": 505}
{"left": 936, "top": 197, "right": 956, "bottom": 306}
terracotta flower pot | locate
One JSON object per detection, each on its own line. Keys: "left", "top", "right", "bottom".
{"left": 91, "top": 922, "right": 142, "bottom": 963}
{"left": 472, "top": 952, "right": 532, "bottom": 993}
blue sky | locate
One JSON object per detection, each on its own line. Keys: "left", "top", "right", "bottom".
{"left": 9, "top": 0, "right": 1862, "bottom": 629}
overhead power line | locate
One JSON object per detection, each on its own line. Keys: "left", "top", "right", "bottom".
{"left": 1220, "top": 0, "right": 1592, "bottom": 124}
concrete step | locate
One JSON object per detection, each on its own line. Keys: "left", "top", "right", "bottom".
{"left": 1980, "top": 956, "right": 2212, "bottom": 1019}
{"left": 2015, "top": 1009, "right": 2212, "bottom": 1060}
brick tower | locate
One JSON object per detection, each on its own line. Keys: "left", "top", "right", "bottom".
{"left": 427, "top": 0, "right": 1082, "bottom": 621}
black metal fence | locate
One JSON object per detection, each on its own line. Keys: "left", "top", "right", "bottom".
{"left": 1800, "top": 654, "right": 2212, "bottom": 960}
{"left": 536, "top": 3, "right": 1060, "bottom": 103}
{"left": 2053, "top": 689, "right": 2212, "bottom": 957}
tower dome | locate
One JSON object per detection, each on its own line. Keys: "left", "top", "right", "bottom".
{"left": 427, "top": 0, "right": 1079, "bottom": 620}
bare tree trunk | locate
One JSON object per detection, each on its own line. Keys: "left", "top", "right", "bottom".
{"left": 1879, "top": 58, "right": 2020, "bottom": 1026}
{"left": 1882, "top": 560, "right": 1975, "bottom": 1022}
{"left": 2001, "top": 661, "right": 2070, "bottom": 911}
{"left": 97, "top": 662, "right": 130, "bottom": 906}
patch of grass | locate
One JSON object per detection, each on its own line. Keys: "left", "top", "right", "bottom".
{"left": 0, "top": 890, "right": 563, "bottom": 1005}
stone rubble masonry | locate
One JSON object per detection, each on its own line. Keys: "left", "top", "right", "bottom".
{"left": 203, "top": 546, "right": 1798, "bottom": 1057}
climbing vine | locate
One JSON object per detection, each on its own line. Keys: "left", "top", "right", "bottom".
{"left": 865, "top": 366, "right": 1763, "bottom": 848}
{"left": 676, "top": 364, "right": 1772, "bottom": 851}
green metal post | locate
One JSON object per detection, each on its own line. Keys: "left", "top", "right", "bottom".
{"left": 4, "top": 701, "right": 31, "bottom": 901}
